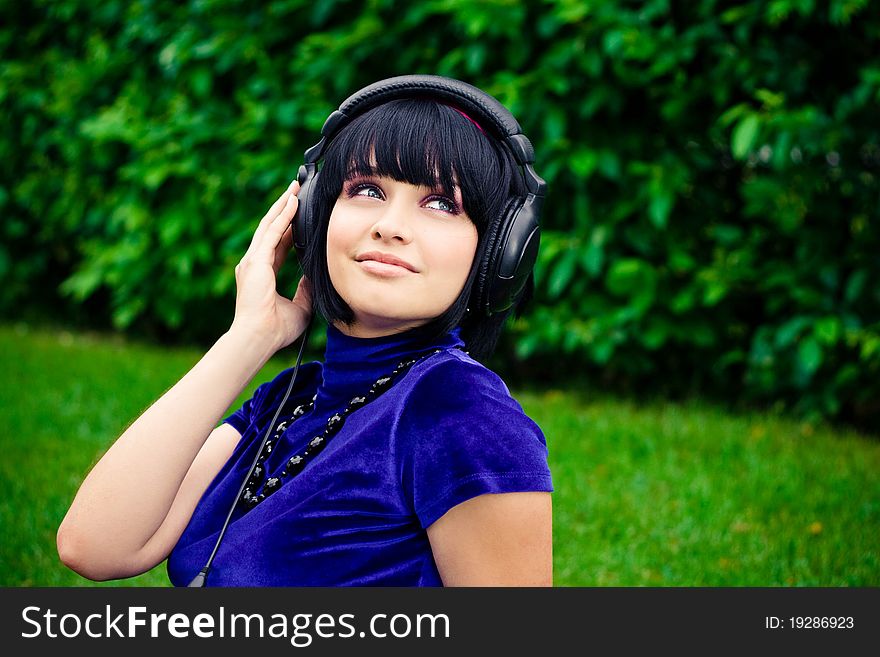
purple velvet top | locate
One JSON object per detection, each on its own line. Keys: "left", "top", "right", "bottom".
{"left": 166, "top": 323, "right": 553, "bottom": 586}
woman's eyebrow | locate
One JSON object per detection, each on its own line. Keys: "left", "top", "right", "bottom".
{"left": 431, "top": 180, "right": 462, "bottom": 197}
{"left": 344, "top": 164, "right": 379, "bottom": 178}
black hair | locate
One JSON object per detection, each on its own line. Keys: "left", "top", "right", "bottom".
{"left": 301, "top": 98, "right": 532, "bottom": 362}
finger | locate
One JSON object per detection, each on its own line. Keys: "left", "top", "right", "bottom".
{"left": 255, "top": 193, "right": 298, "bottom": 265}
{"left": 273, "top": 224, "right": 294, "bottom": 273}
{"left": 257, "top": 180, "right": 297, "bottom": 232}
{"left": 247, "top": 180, "right": 296, "bottom": 251}
{"left": 242, "top": 180, "right": 298, "bottom": 260}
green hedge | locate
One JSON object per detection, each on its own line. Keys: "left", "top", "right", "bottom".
{"left": 2, "top": 0, "right": 878, "bottom": 428}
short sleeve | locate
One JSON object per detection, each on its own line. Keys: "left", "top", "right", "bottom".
{"left": 223, "top": 362, "right": 321, "bottom": 435}
{"left": 399, "top": 354, "right": 553, "bottom": 529}
{"left": 223, "top": 384, "right": 268, "bottom": 435}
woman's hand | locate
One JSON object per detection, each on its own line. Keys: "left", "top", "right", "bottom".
{"left": 230, "top": 180, "right": 313, "bottom": 351}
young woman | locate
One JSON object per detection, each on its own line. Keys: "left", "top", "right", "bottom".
{"left": 57, "top": 75, "right": 553, "bottom": 586}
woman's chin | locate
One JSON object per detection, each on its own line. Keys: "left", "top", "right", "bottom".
{"left": 338, "top": 314, "right": 432, "bottom": 338}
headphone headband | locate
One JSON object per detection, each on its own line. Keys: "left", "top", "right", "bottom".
{"left": 306, "top": 75, "right": 537, "bottom": 170}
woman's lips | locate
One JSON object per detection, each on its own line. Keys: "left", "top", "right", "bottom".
{"left": 356, "top": 259, "right": 415, "bottom": 278}
{"left": 355, "top": 251, "right": 418, "bottom": 278}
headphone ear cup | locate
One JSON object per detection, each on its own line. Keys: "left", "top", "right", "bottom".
{"left": 477, "top": 196, "right": 541, "bottom": 316}
{"left": 473, "top": 197, "right": 520, "bottom": 316}
{"left": 294, "top": 164, "right": 319, "bottom": 263}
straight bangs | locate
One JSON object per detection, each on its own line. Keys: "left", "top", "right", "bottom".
{"left": 316, "top": 98, "right": 515, "bottom": 233}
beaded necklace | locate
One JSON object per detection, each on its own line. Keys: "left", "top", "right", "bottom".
{"left": 239, "top": 344, "right": 464, "bottom": 509}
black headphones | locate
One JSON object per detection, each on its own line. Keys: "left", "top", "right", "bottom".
{"left": 293, "top": 74, "right": 546, "bottom": 316}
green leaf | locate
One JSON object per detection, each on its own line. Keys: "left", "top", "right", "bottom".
{"left": 775, "top": 316, "right": 812, "bottom": 348}
{"left": 844, "top": 270, "right": 867, "bottom": 304}
{"left": 606, "top": 258, "right": 657, "bottom": 312}
{"left": 607, "top": 259, "right": 645, "bottom": 296}
{"left": 670, "top": 287, "right": 697, "bottom": 314}
{"left": 548, "top": 248, "right": 578, "bottom": 299}
{"left": 703, "top": 281, "right": 727, "bottom": 306}
{"left": 591, "top": 339, "right": 615, "bottom": 364}
{"left": 543, "top": 106, "right": 567, "bottom": 142}
{"left": 583, "top": 241, "right": 604, "bottom": 278}
{"left": 669, "top": 251, "right": 696, "bottom": 273}
{"left": 598, "top": 151, "right": 621, "bottom": 180}
{"left": 60, "top": 267, "right": 103, "bottom": 301}
{"left": 648, "top": 191, "right": 673, "bottom": 230}
{"left": 717, "top": 103, "right": 748, "bottom": 127}
{"left": 814, "top": 316, "right": 841, "bottom": 345}
{"left": 570, "top": 148, "right": 598, "bottom": 179}
{"left": 797, "top": 337, "right": 823, "bottom": 378}
{"left": 582, "top": 226, "right": 607, "bottom": 277}
{"left": 731, "top": 114, "right": 760, "bottom": 159}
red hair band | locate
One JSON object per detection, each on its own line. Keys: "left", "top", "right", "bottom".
{"left": 448, "top": 106, "right": 485, "bottom": 134}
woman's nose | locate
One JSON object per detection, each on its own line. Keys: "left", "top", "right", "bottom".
{"left": 370, "top": 199, "right": 414, "bottom": 243}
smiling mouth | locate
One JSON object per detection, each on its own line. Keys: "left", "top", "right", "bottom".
{"left": 355, "top": 259, "right": 415, "bottom": 278}
{"left": 355, "top": 252, "right": 419, "bottom": 273}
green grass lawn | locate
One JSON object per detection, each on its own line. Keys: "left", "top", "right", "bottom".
{"left": 1, "top": 323, "right": 878, "bottom": 586}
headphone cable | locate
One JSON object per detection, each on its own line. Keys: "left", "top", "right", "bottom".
{"left": 188, "top": 315, "right": 314, "bottom": 586}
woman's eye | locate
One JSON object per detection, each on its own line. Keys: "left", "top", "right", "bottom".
{"left": 350, "top": 183, "right": 383, "bottom": 200}
{"left": 424, "top": 196, "right": 459, "bottom": 214}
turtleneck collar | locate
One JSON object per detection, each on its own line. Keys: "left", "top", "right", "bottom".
{"left": 313, "top": 322, "right": 464, "bottom": 414}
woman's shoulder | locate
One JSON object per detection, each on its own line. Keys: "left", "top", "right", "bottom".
{"left": 395, "top": 348, "right": 552, "bottom": 529}
{"left": 261, "top": 360, "right": 323, "bottom": 395}
{"left": 224, "top": 361, "right": 323, "bottom": 433}
{"left": 408, "top": 347, "right": 511, "bottom": 395}
{"left": 248, "top": 361, "right": 323, "bottom": 408}
{"left": 400, "top": 347, "right": 542, "bottom": 435}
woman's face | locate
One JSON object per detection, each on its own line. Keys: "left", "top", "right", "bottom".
{"left": 326, "top": 174, "right": 478, "bottom": 337}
